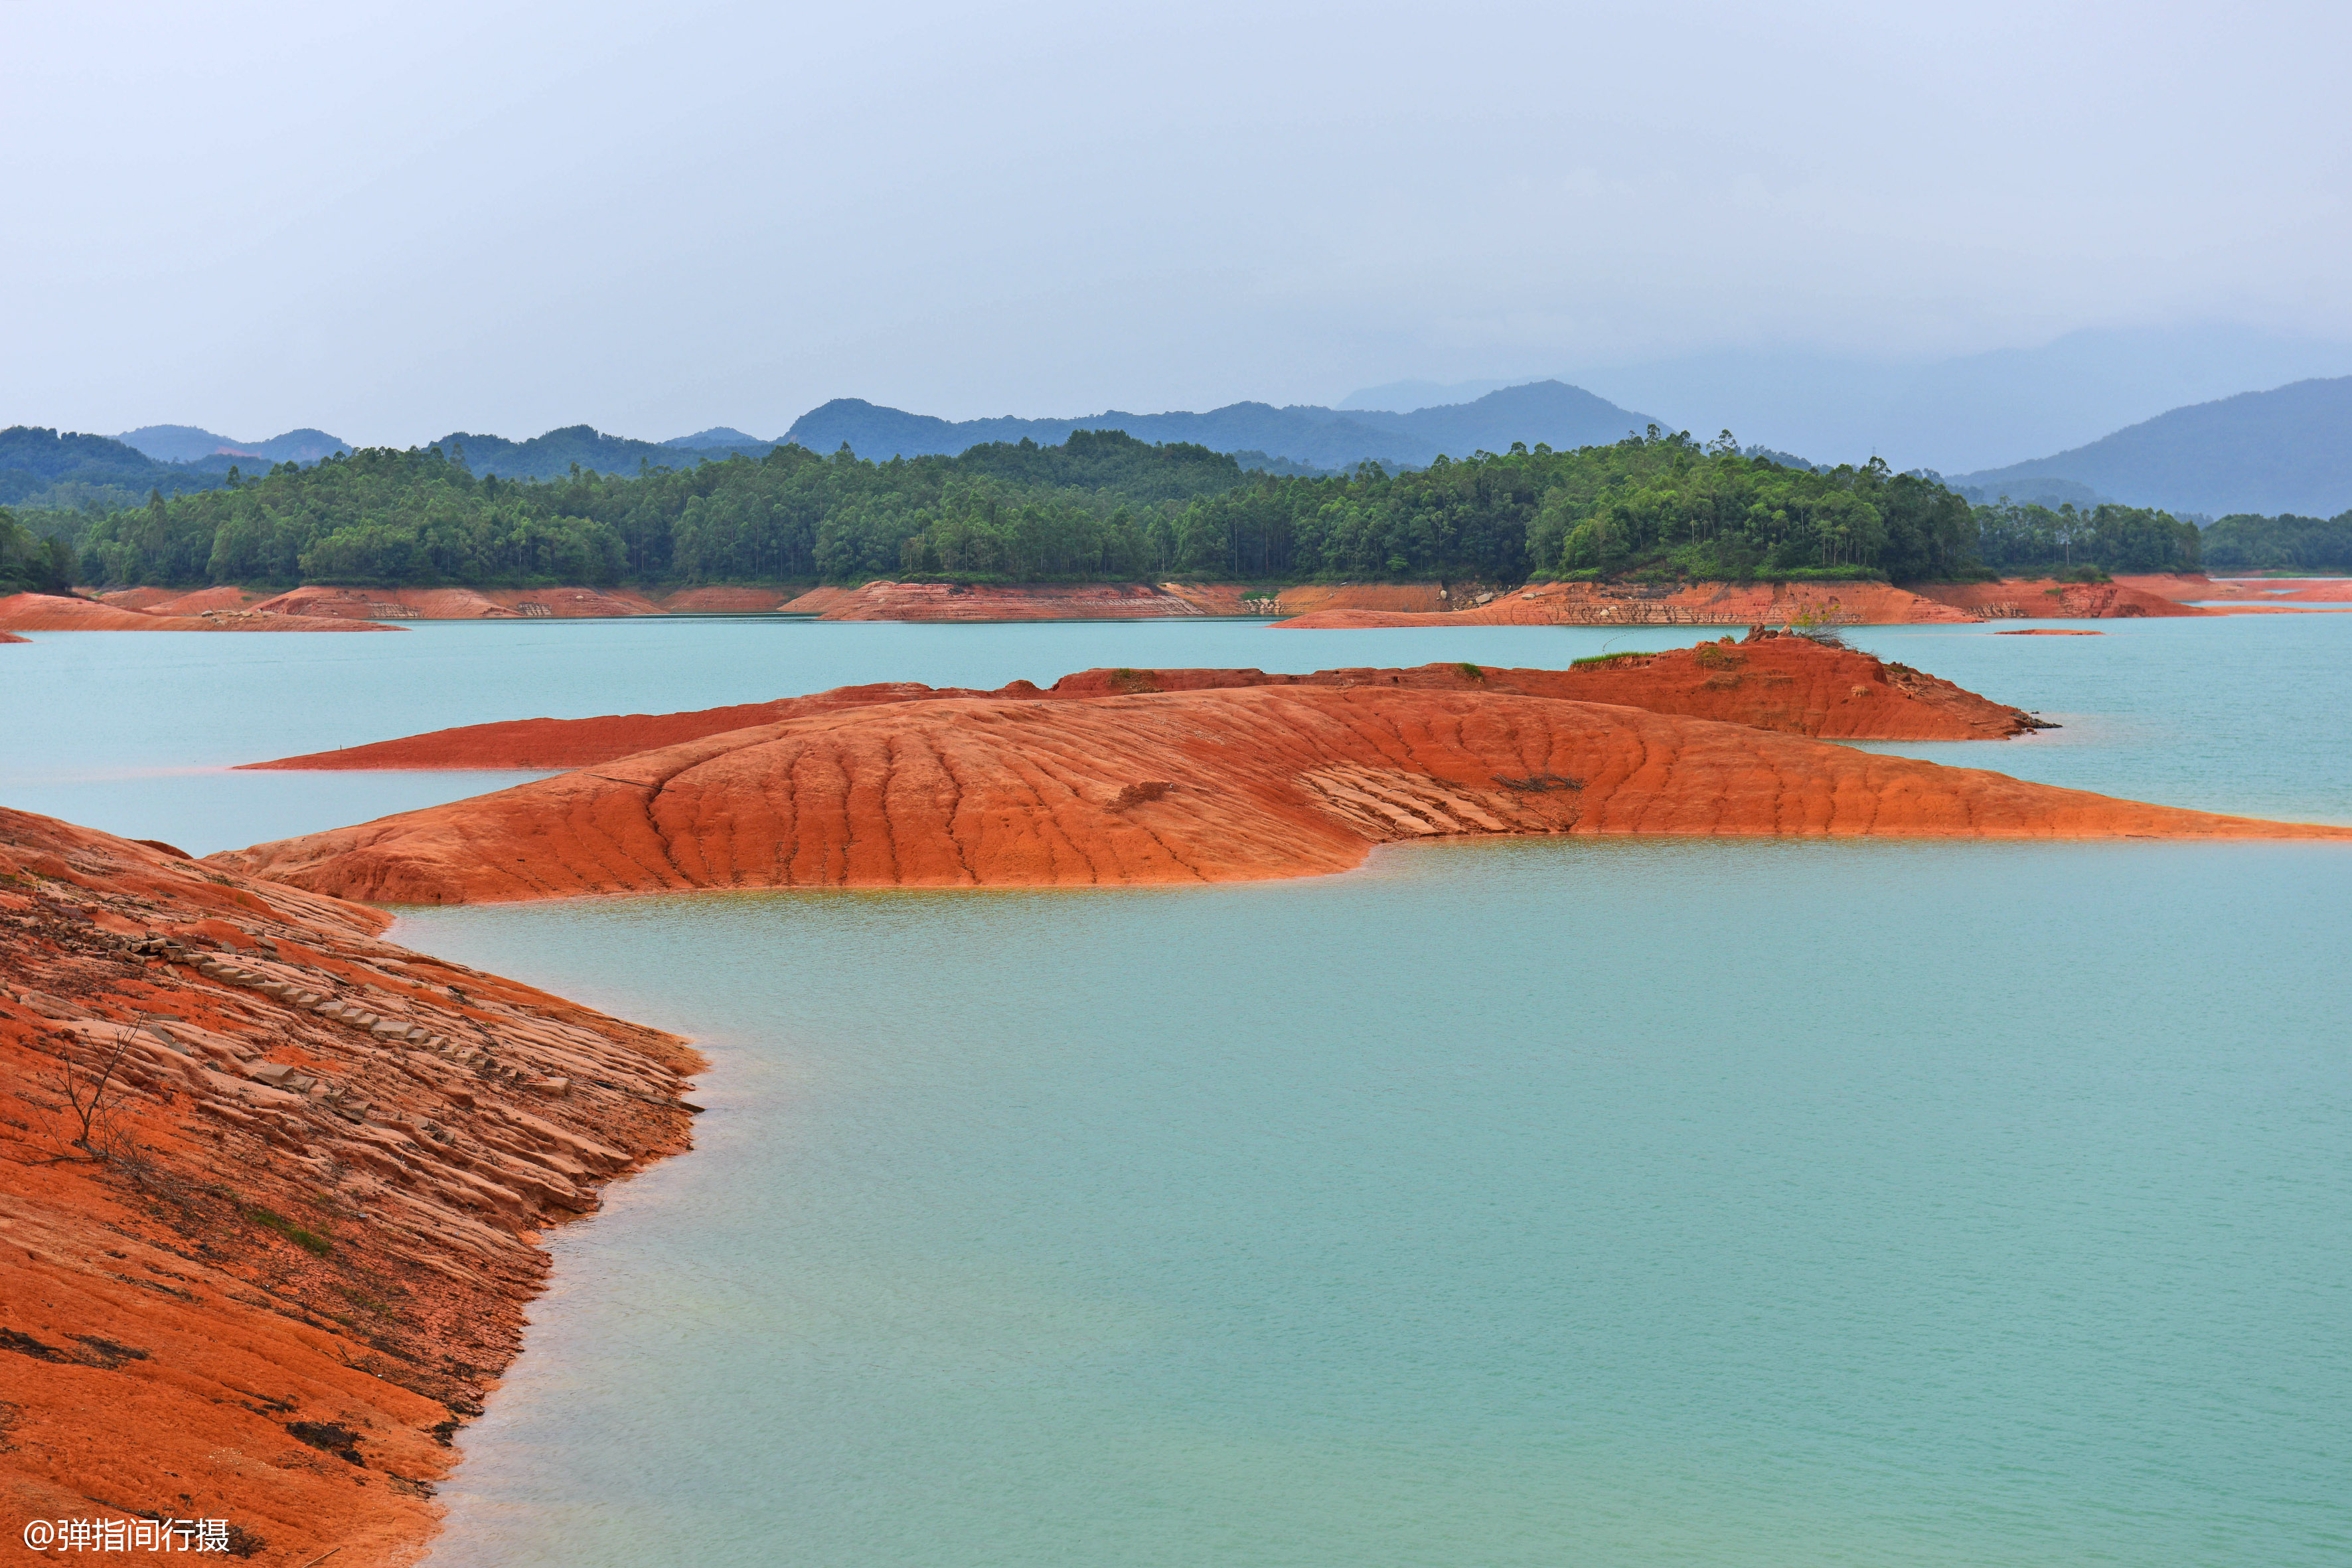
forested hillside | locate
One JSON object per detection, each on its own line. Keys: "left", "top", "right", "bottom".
{"left": 1972, "top": 500, "right": 2203, "bottom": 575}
{"left": 0, "top": 426, "right": 236, "bottom": 513}
{"left": 59, "top": 425, "right": 2223, "bottom": 590}
{"left": 0, "top": 509, "right": 76, "bottom": 593}
{"left": 428, "top": 425, "right": 780, "bottom": 482}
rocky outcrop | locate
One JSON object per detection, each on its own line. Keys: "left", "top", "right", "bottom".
{"left": 239, "top": 637, "right": 2039, "bottom": 774}
{"left": 0, "top": 809, "right": 699, "bottom": 1563}
{"left": 212, "top": 684, "right": 2348, "bottom": 907}
{"left": 1907, "top": 579, "right": 2207, "bottom": 619}
{"left": 247, "top": 586, "right": 666, "bottom": 621}
{"left": 0, "top": 593, "right": 394, "bottom": 633}
{"left": 1277, "top": 578, "right": 1977, "bottom": 628}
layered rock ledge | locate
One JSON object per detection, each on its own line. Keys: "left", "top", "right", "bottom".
{"left": 0, "top": 809, "right": 700, "bottom": 1561}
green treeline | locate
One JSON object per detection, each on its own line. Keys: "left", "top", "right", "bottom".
{"left": 1972, "top": 499, "right": 2204, "bottom": 576}
{"left": 58, "top": 425, "right": 2240, "bottom": 590}
{"left": 1, "top": 509, "right": 76, "bottom": 594}
{"left": 2200, "top": 511, "right": 2352, "bottom": 572}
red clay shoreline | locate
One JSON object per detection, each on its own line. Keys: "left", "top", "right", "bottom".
{"left": 52, "top": 571, "right": 2342, "bottom": 632}
{"left": 0, "top": 592, "right": 398, "bottom": 633}
{"left": 0, "top": 810, "right": 701, "bottom": 1565}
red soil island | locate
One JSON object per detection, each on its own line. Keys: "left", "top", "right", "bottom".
{"left": 0, "top": 809, "right": 698, "bottom": 1563}
{"left": 240, "top": 635, "right": 2041, "bottom": 773}
{"left": 0, "top": 592, "right": 396, "bottom": 633}
{"left": 212, "top": 682, "right": 2347, "bottom": 907}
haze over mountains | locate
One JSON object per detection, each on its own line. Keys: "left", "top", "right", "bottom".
{"left": 1347, "top": 325, "right": 2352, "bottom": 479}
{"left": 116, "top": 426, "right": 351, "bottom": 465}
{"left": 1610, "top": 327, "right": 2348, "bottom": 477}
{"left": 1948, "top": 378, "right": 2352, "bottom": 518}
{"left": 22, "top": 340, "right": 2351, "bottom": 520}
{"left": 782, "top": 382, "right": 1658, "bottom": 471}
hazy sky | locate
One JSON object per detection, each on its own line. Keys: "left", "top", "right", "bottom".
{"left": 5, "top": 0, "right": 2347, "bottom": 445}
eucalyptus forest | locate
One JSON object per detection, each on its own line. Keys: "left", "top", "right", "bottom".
{"left": 39, "top": 424, "right": 2315, "bottom": 592}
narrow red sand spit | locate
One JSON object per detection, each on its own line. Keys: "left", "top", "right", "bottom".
{"left": 240, "top": 635, "right": 2039, "bottom": 773}
{"left": 0, "top": 593, "right": 393, "bottom": 633}
{"left": 0, "top": 810, "right": 699, "bottom": 1563}
{"left": 214, "top": 683, "right": 2347, "bottom": 907}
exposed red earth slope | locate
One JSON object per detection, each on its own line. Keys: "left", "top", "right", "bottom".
{"left": 655, "top": 586, "right": 800, "bottom": 611}
{"left": 96, "top": 586, "right": 266, "bottom": 616}
{"left": 95, "top": 588, "right": 192, "bottom": 611}
{"left": 213, "top": 682, "right": 2346, "bottom": 907}
{"left": 777, "top": 582, "right": 1515, "bottom": 620}
{"left": 0, "top": 809, "right": 699, "bottom": 1565}
{"left": 0, "top": 593, "right": 393, "bottom": 634}
{"left": 0, "top": 630, "right": 27, "bottom": 644}
{"left": 1278, "top": 578, "right": 1977, "bottom": 628}
{"left": 791, "top": 581, "right": 1225, "bottom": 620}
{"left": 239, "top": 635, "right": 2041, "bottom": 775}
{"left": 1908, "top": 579, "right": 2207, "bottom": 619}
{"left": 248, "top": 586, "right": 665, "bottom": 621}
{"left": 2113, "top": 574, "right": 2352, "bottom": 604}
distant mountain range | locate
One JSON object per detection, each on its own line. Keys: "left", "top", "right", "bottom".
{"left": 117, "top": 425, "right": 350, "bottom": 465}
{"left": 427, "top": 425, "right": 780, "bottom": 480}
{"left": 664, "top": 427, "right": 767, "bottom": 449}
{"left": 783, "top": 381, "right": 1658, "bottom": 469}
{"left": 1384, "top": 325, "right": 2352, "bottom": 477}
{"left": 1948, "top": 377, "right": 2352, "bottom": 517}
{"left": 39, "top": 360, "right": 2352, "bottom": 520}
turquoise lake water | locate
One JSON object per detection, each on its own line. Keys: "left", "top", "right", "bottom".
{"left": 4, "top": 614, "right": 2348, "bottom": 1565}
